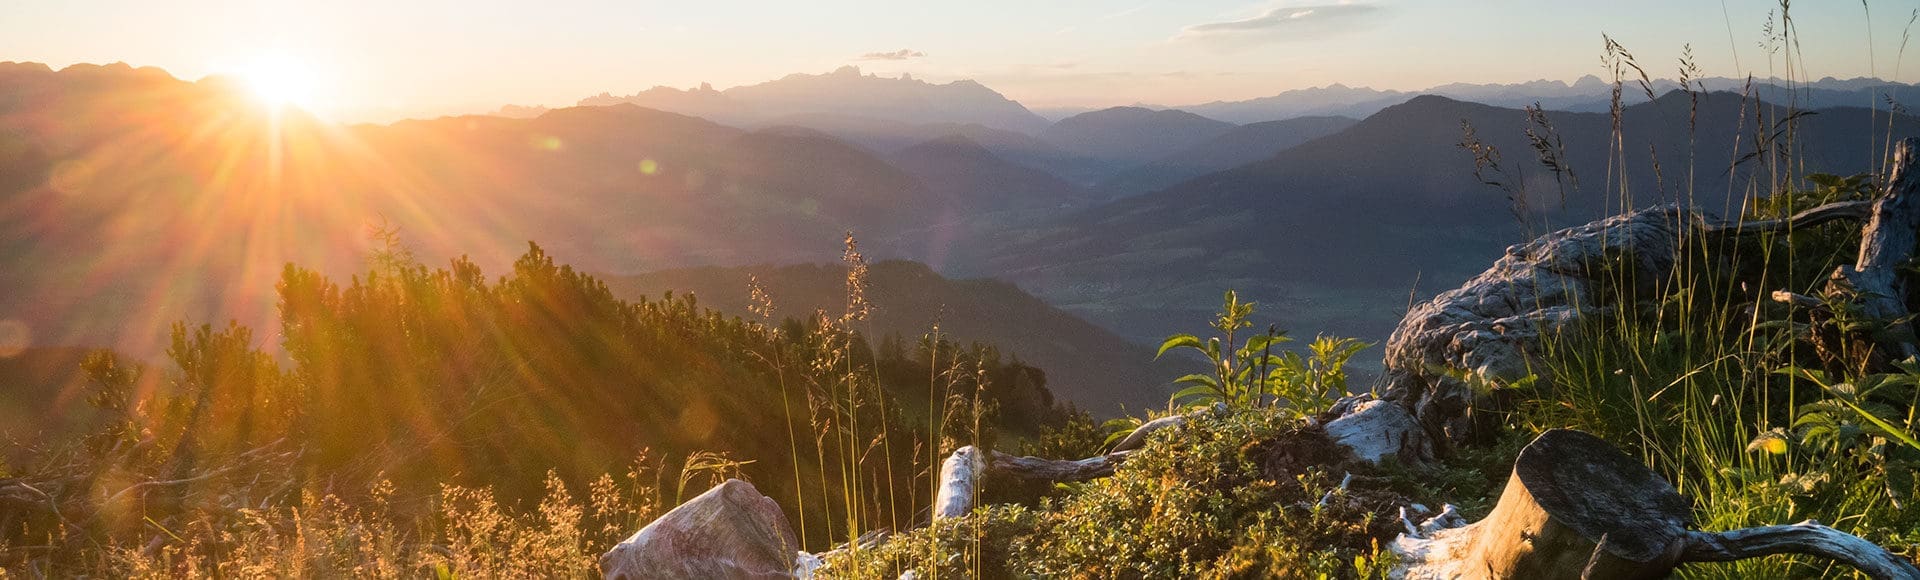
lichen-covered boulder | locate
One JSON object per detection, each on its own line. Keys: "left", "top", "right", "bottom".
{"left": 599, "top": 479, "right": 800, "bottom": 580}
{"left": 1378, "top": 206, "right": 1692, "bottom": 449}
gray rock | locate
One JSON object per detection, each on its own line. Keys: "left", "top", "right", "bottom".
{"left": 1377, "top": 206, "right": 1692, "bottom": 448}
{"left": 1324, "top": 398, "right": 1431, "bottom": 464}
{"left": 600, "top": 479, "right": 801, "bottom": 580}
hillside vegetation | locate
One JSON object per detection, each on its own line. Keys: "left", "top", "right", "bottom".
{"left": 603, "top": 260, "right": 1175, "bottom": 414}
{"left": 0, "top": 237, "right": 1089, "bottom": 574}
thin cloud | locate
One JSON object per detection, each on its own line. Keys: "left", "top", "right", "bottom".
{"left": 858, "top": 49, "right": 928, "bottom": 61}
{"left": 1101, "top": 3, "right": 1154, "bottom": 20}
{"left": 1175, "top": 2, "right": 1381, "bottom": 47}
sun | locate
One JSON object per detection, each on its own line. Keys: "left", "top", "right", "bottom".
{"left": 240, "top": 53, "right": 322, "bottom": 112}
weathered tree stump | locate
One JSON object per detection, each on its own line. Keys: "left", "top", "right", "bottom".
{"left": 599, "top": 479, "right": 801, "bottom": 580}
{"left": 1393, "top": 430, "right": 1919, "bottom": 579}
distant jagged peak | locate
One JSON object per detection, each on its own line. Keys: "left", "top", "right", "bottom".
{"left": 583, "top": 66, "right": 1021, "bottom": 105}
{"left": 578, "top": 82, "right": 732, "bottom": 107}
{"left": 571, "top": 65, "right": 1047, "bottom": 133}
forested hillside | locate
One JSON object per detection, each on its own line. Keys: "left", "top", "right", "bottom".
{"left": 604, "top": 260, "right": 1175, "bottom": 414}
{"left": 0, "top": 239, "right": 1088, "bottom": 572}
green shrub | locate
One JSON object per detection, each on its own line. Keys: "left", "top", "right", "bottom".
{"left": 1011, "top": 409, "right": 1404, "bottom": 579}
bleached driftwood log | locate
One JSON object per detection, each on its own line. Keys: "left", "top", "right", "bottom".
{"left": 932, "top": 446, "right": 1134, "bottom": 519}
{"left": 599, "top": 479, "right": 800, "bottom": 580}
{"left": 1393, "top": 430, "right": 1919, "bottom": 579}
{"left": 932, "top": 404, "right": 1222, "bottom": 519}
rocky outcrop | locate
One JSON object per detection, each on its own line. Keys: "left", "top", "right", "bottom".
{"left": 1376, "top": 206, "right": 1693, "bottom": 449}
{"left": 1375, "top": 140, "right": 1920, "bottom": 454}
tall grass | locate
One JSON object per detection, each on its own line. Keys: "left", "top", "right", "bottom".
{"left": 1497, "top": 9, "right": 1920, "bottom": 575}
{"left": 49, "top": 461, "right": 666, "bottom": 578}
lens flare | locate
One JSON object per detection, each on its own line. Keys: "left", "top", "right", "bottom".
{"left": 240, "top": 53, "right": 321, "bottom": 112}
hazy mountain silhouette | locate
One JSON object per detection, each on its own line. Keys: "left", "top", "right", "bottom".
{"left": 887, "top": 135, "right": 1098, "bottom": 269}
{"left": 1168, "top": 76, "right": 1920, "bottom": 124}
{"left": 1174, "top": 84, "right": 1411, "bottom": 124}
{"left": 1040, "top": 107, "right": 1237, "bottom": 165}
{"left": 354, "top": 104, "right": 950, "bottom": 273}
{"left": 963, "top": 91, "right": 1920, "bottom": 350}
{"left": 602, "top": 260, "right": 1175, "bottom": 413}
{"left": 579, "top": 66, "right": 1050, "bottom": 134}
{"left": 891, "top": 135, "right": 1094, "bottom": 213}
{"left": 1094, "top": 116, "right": 1357, "bottom": 199}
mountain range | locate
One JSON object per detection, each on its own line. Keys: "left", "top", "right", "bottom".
{"left": 0, "top": 62, "right": 1175, "bottom": 412}
{"left": 1093, "top": 115, "right": 1357, "bottom": 199}
{"left": 958, "top": 91, "right": 1920, "bottom": 349}
{"left": 1161, "top": 75, "right": 1920, "bottom": 124}
{"left": 573, "top": 66, "right": 1051, "bottom": 134}
{"left": 0, "top": 65, "right": 945, "bottom": 346}
{"left": 9, "top": 59, "right": 1920, "bottom": 414}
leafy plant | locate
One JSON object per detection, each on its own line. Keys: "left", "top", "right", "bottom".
{"left": 1778, "top": 361, "right": 1920, "bottom": 454}
{"left": 1157, "top": 291, "right": 1369, "bottom": 416}
{"left": 1158, "top": 290, "right": 1285, "bottom": 409}
{"left": 1270, "top": 336, "right": 1374, "bottom": 418}
{"left": 1771, "top": 361, "right": 1920, "bottom": 509}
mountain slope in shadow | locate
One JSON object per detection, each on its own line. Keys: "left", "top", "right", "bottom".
{"left": 603, "top": 260, "right": 1177, "bottom": 415}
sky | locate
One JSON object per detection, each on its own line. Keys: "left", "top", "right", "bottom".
{"left": 3, "top": 0, "right": 1916, "bottom": 122}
